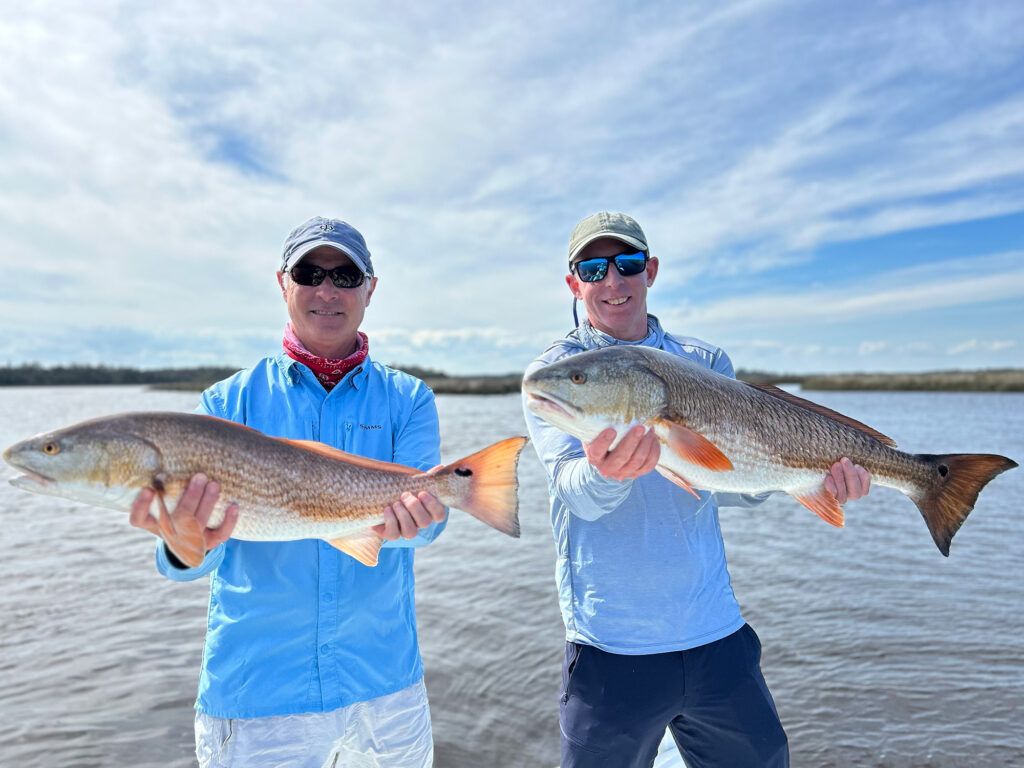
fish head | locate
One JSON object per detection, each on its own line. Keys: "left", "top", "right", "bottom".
{"left": 3, "top": 417, "right": 163, "bottom": 507}
{"left": 522, "top": 346, "right": 669, "bottom": 441}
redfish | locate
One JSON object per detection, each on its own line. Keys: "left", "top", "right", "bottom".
{"left": 4, "top": 412, "right": 527, "bottom": 567}
{"left": 522, "top": 345, "right": 1016, "bottom": 555}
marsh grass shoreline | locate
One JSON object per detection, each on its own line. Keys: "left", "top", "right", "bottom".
{"left": 1, "top": 364, "right": 1022, "bottom": 393}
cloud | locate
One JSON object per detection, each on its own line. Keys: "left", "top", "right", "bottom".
{"left": 658, "top": 251, "right": 1024, "bottom": 330}
{"left": 858, "top": 341, "right": 887, "bottom": 356}
{"left": 0, "top": 1, "right": 1022, "bottom": 374}
{"left": 948, "top": 339, "right": 1018, "bottom": 356}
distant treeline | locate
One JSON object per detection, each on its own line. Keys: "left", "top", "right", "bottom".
{"left": 797, "top": 369, "right": 1024, "bottom": 392}
{"left": 0, "top": 363, "right": 241, "bottom": 389}
{"left": 1, "top": 363, "right": 1022, "bottom": 393}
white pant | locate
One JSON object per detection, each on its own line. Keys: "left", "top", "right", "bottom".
{"left": 194, "top": 680, "right": 433, "bottom": 768}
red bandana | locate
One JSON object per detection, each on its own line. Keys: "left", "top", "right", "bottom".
{"left": 283, "top": 323, "right": 369, "bottom": 390}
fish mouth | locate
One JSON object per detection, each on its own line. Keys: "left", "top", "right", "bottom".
{"left": 525, "top": 391, "right": 582, "bottom": 421}
{"left": 9, "top": 468, "right": 53, "bottom": 489}
{"left": 3, "top": 448, "right": 50, "bottom": 487}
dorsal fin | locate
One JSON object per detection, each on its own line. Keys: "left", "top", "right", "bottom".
{"left": 276, "top": 438, "right": 420, "bottom": 475}
{"left": 748, "top": 382, "right": 896, "bottom": 447}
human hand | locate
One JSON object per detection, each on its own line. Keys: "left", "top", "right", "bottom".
{"left": 584, "top": 425, "right": 661, "bottom": 482}
{"left": 129, "top": 474, "right": 240, "bottom": 560}
{"left": 825, "top": 457, "right": 871, "bottom": 504}
{"left": 372, "top": 485, "right": 448, "bottom": 541}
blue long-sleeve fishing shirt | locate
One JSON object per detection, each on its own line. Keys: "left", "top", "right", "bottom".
{"left": 522, "top": 317, "right": 767, "bottom": 654}
{"left": 154, "top": 351, "right": 447, "bottom": 719}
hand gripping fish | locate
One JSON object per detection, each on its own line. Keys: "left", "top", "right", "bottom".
{"left": 3, "top": 412, "right": 528, "bottom": 568}
{"left": 522, "top": 345, "right": 1017, "bottom": 556}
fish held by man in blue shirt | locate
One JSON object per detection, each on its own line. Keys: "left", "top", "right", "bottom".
{"left": 522, "top": 345, "right": 1017, "bottom": 556}
{"left": 3, "top": 411, "right": 528, "bottom": 568}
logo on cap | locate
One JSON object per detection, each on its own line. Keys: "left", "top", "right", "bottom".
{"left": 319, "top": 221, "right": 333, "bottom": 233}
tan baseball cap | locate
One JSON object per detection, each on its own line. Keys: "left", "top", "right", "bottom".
{"left": 568, "top": 211, "right": 648, "bottom": 264}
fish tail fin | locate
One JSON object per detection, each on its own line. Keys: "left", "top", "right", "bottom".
{"left": 912, "top": 453, "right": 1017, "bottom": 556}
{"left": 441, "top": 436, "right": 528, "bottom": 538}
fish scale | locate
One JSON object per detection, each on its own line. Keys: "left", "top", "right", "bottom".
{"left": 4, "top": 411, "right": 527, "bottom": 568}
{"left": 523, "top": 345, "right": 1017, "bottom": 556}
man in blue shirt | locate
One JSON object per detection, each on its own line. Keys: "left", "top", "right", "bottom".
{"left": 522, "top": 212, "right": 872, "bottom": 768}
{"left": 129, "top": 216, "right": 447, "bottom": 767}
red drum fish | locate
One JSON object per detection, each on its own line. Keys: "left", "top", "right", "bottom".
{"left": 4, "top": 412, "right": 527, "bottom": 567}
{"left": 522, "top": 345, "right": 1016, "bottom": 555}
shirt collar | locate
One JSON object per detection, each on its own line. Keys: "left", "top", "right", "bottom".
{"left": 275, "top": 350, "right": 370, "bottom": 390}
{"left": 574, "top": 314, "right": 665, "bottom": 350}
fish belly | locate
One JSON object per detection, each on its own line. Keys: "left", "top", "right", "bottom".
{"left": 659, "top": 448, "right": 828, "bottom": 496}
{"left": 230, "top": 514, "right": 371, "bottom": 542}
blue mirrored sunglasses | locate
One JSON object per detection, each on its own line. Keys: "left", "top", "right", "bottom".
{"left": 571, "top": 251, "right": 648, "bottom": 282}
{"left": 289, "top": 262, "right": 366, "bottom": 288}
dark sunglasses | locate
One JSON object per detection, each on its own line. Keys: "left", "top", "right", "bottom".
{"left": 571, "top": 251, "right": 648, "bottom": 282}
{"left": 289, "top": 262, "right": 366, "bottom": 289}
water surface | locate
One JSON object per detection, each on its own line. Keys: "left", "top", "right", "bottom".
{"left": 0, "top": 387, "right": 1021, "bottom": 767}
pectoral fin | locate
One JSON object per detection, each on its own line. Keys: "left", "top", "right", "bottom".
{"left": 793, "top": 485, "right": 845, "bottom": 527}
{"left": 154, "top": 489, "right": 206, "bottom": 568}
{"left": 653, "top": 418, "right": 733, "bottom": 471}
{"left": 655, "top": 466, "right": 700, "bottom": 498}
{"left": 328, "top": 530, "right": 385, "bottom": 567}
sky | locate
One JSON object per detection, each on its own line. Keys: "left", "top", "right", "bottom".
{"left": 1, "top": 0, "right": 1022, "bottom": 376}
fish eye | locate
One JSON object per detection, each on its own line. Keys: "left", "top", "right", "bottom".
{"left": 42, "top": 442, "right": 60, "bottom": 455}
{"left": 570, "top": 372, "right": 586, "bottom": 385}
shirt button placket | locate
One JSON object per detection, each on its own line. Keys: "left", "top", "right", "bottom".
{"left": 316, "top": 543, "right": 341, "bottom": 709}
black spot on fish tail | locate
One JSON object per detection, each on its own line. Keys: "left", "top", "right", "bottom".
{"left": 914, "top": 453, "right": 1016, "bottom": 556}
{"left": 455, "top": 468, "right": 473, "bottom": 477}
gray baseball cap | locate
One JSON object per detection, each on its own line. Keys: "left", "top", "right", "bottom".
{"left": 280, "top": 216, "right": 374, "bottom": 276}
{"left": 568, "top": 211, "right": 648, "bottom": 264}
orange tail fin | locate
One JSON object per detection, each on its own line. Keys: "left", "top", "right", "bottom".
{"left": 439, "top": 436, "right": 528, "bottom": 537}
{"left": 913, "top": 453, "right": 1017, "bottom": 556}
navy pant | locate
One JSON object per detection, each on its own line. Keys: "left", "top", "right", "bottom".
{"left": 560, "top": 624, "right": 788, "bottom": 768}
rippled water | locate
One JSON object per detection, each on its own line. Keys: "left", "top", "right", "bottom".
{"left": 1, "top": 386, "right": 1021, "bottom": 767}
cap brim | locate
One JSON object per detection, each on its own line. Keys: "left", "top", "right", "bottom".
{"left": 569, "top": 233, "right": 647, "bottom": 263}
{"left": 285, "top": 242, "right": 371, "bottom": 275}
